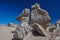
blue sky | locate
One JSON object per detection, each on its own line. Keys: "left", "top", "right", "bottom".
{"left": 0, "top": 0, "right": 60, "bottom": 25}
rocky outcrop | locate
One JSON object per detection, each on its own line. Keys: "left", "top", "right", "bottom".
{"left": 13, "top": 3, "right": 60, "bottom": 40}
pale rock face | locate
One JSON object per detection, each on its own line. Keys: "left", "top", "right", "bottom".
{"left": 31, "top": 3, "right": 50, "bottom": 29}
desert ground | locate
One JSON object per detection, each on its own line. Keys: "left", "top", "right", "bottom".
{"left": 0, "top": 25, "right": 50, "bottom": 40}
{"left": 0, "top": 26, "right": 16, "bottom": 40}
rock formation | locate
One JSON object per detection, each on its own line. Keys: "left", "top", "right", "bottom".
{"left": 13, "top": 8, "right": 33, "bottom": 40}
{"left": 13, "top": 3, "right": 51, "bottom": 40}
{"left": 30, "top": 3, "right": 50, "bottom": 37}
{"left": 31, "top": 3, "right": 50, "bottom": 29}
{"left": 13, "top": 3, "right": 60, "bottom": 40}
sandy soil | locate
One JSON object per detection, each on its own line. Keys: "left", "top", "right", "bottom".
{"left": 0, "top": 26, "right": 16, "bottom": 40}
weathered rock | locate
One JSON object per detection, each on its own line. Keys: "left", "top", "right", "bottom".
{"left": 17, "top": 8, "right": 30, "bottom": 22}
{"left": 20, "top": 17, "right": 33, "bottom": 34}
{"left": 32, "top": 23, "right": 49, "bottom": 36}
{"left": 14, "top": 8, "right": 33, "bottom": 40}
{"left": 50, "top": 29, "right": 60, "bottom": 40}
{"left": 13, "top": 26, "right": 24, "bottom": 40}
{"left": 46, "top": 20, "right": 60, "bottom": 35}
{"left": 46, "top": 25, "right": 56, "bottom": 35}
{"left": 13, "top": 17, "right": 33, "bottom": 40}
{"left": 23, "top": 32, "right": 33, "bottom": 40}
{"left": 31, "top": 3, "right": 50, "bottom": 29}
{"left": 14, "top": 3, "right": 51, "bottom": 40}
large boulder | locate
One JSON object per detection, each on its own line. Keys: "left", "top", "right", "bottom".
{"left": 31, "top": 3, "right": 50, "bottom": 29}
{"left": 32, "top": 23, "right": 49, "bottom": 36}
